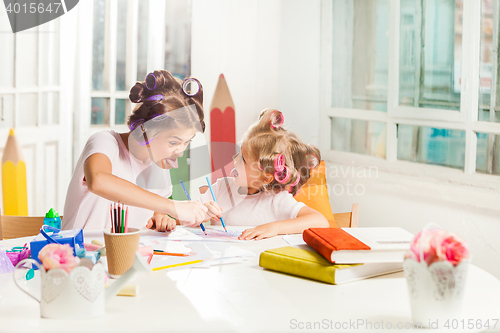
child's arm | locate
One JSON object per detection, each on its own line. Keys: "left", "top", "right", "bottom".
{"left": 84, "top": 153, "right": 207, "bottom": 223}
{"left": 238, "top": 206, "right": 328, "bottom": 240}
{"left": 146, "top": 213, "right": 177, "bottom": 232}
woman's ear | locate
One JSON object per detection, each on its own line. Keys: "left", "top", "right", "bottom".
{"left": 262, "top": 173, "right": 274, "bottom": 185}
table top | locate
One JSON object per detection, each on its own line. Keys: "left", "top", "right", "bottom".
{"left": 1, "top": 227, "right": 500, "bottom": 333}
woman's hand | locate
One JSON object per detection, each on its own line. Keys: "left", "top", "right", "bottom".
{"left": 171, "top": 201, "right": 208, "bottom": 224}
{"left": 239, "top": 223, "right": 279, "bottom": 241}
{"left": 146, "top": 213, "right": 176, "bottom": 232}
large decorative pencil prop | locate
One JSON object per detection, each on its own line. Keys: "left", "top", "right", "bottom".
{"left": 2, "top": 128, "right": 28, "bottom": 215}
{"left": 210, "top": 74, "right": 236, "bottom": 182}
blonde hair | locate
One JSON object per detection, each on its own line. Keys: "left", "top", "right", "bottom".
{"left": 242, "top": 108, "right": 321, "bottom": 196}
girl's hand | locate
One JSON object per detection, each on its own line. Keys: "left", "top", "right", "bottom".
{"left": 204, "top": 201, "right": 223, "bottom": 222}
{"left": 172, "top": 201, "right": 208, "bottom": 224}
{"left": 239, "top": 223, "right": 279, "bottom": 241}
{"left": 147, "top": 214, "right": 176, "bottom": 232}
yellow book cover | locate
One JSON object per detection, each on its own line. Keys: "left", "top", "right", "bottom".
{"left": 259, "top": 246, "right": 402, "bottom": 285}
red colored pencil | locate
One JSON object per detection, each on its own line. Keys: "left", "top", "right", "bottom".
{"left": 124, "top": 206, "right": 129, "bottom": 233}
{"left": 110, "top": 203, "right": 115, "bottom": 233}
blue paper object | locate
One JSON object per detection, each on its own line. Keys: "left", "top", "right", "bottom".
{"left": 30, "top": 226, "right": 84, "bottom": 266}
{"left": 84, "top": 251, "right": 100, "bottom": 264}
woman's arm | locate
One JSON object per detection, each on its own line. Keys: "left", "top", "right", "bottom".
{"left": 239, "top": 206, "right": 329, "bottom": 240}
{"left": 84, "top": 153, "right": 207, "bottom": 222}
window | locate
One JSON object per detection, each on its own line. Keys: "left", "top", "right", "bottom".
{"left": 90, "top": 0, "right": 192, "bottom": 128}
{"left": 322, "top": 0, "right": 500, "bottom": 179}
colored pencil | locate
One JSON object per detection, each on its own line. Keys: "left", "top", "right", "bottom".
{"left": 152, "top": 259, "right": 203, "bottom": 271}
{"left": 124, "top": 206, "right": 129, "bottom": 233}
{"left": 121, "top": 204, "right": 125, "bottom": 233}
{"left": 110, "top": 204, "right": 115, "bottom": 233}
{"left": 180, "top": 180, "right": 207, "bottom": 235}
{"left": 205, "top": 177, "right": 227, "bottom": 232}
{"left": 118, "top": 203, "right": 122, "bottom": 233}
{"left": 114, "top": 203, "right": 118, "bottom": 233}
{"left": 2, "top": 128, "right": 28, "bottom": 215}
{"left": 153, "top": 251, "right": 189, "bottom": 257}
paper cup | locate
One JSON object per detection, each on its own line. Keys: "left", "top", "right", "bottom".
{"left": 103, "top": 228, "right": 140, "bottom": 278}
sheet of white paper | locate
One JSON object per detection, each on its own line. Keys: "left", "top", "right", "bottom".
{"left": 148, "top": 242, "right": 214, "bottom": 271}
{"left": 283, "top": 234, "right": 306, "bottom": 246}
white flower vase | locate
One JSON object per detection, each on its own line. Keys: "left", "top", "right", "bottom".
{"left": 404, "top": 258, "right": 468, "bottom": 328}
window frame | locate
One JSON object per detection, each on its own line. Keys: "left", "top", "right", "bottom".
{"left": 320, "top": 0, "right": 500, "bottom": 189}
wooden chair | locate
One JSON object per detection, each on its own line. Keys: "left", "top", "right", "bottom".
{"left": 0, "top": 215, "right": 62, "bottom": 240}
{"left": 333, "top": 204, "right": 359, "bottom": 228}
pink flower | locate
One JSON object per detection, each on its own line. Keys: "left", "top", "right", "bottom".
{"left": 405, "top": 228, "right": 469, "bottom": 266}
{"left": 38, "top": 244, "right": 80, "bottom": 273}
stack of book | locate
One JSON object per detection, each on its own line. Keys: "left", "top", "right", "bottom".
{"left": 259, "top": 227, "right": 414, "bottom": 285}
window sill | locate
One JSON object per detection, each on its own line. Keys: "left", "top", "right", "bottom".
{"left": 324, "top": 150, "right": 500, "bottom": 212}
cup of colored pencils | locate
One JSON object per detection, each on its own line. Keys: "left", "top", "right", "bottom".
{"left": 109, "top": 202, "right": 129, "bottom": 233}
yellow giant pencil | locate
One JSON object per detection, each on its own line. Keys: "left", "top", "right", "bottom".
{"left": 2, "top": 128, "right": 28, "bottom": 215}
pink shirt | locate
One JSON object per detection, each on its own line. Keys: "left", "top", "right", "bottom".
{"left": 63, "top": 131, "right": 172, "bottom": 230}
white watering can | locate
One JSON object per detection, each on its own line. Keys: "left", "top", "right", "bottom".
{"left": 14, "top": 252, "right": 150, "bottom": 319}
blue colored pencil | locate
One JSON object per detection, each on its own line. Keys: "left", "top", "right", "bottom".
{"left": 205, "top": 177, "right": 227, "bottom": 232}
{"left": 180, "top": 180, "right": 207, "bottom": 235}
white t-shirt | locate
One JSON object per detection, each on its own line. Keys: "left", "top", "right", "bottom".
{"left": 198, "top": 177, "right": 305, "bottom": 226}
{"left": 63, "top": 131, "right": 172, "bottom": 230}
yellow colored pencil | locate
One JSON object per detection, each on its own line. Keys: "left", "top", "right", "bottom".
{"left": 2, "top": 128, "right": 28, "bottom": 215}
{"left": 152, "top": 260, "right": 203, "bottom": 271}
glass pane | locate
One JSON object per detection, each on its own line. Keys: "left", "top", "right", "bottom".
{"left": 399, "top": 0, "right": 461, "bottom": 110}
{"left": 18, "top": 93, "right": 38, "bottom": 127}
{"left": 91, "top": 97, "right": 110, "bottom": 125}
{"left": 41, "top": 92, "right": 59, "bottom": 125}
{"left": 92, "top": 0, "right": 108, "bottom": 91}
{"left": 0, "top": 7, "right": 14, "bottom": 88}
{"left": 115, "top": 98, "right": 127, "bottom": 125}
{"left": 330, "top": 117, "right": 386, "bottom": 158}
{"left": 397, "top": 125, "right": 465, "bottom": 169}
{"left": 137, "top": 0, "right": 149, "bottom": 81}
{"left": 16, "top": 28, "right": 39, "bottom": 87}
{"left": 331, "top": 0, "right": 389, "bottom": 111}
{"left": 478, "top": 0, "right": 500, "bottom": 122}
{"left": 0, "top": 95, "right": 15, "bottom": 129}
{"left": 40, "top": 19, "right": 60, "bottom": 86}
{"left": 476, "top": 133, "right": 500, "bottom": 174}
{"left": 164, "top": 0, "right": 192, "bottom": 79}
{"left": 116, "top": 0, "right": 128, "bottom": 91}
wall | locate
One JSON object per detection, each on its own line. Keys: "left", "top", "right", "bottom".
{"left": 190, "top": 0, "right": 321, "bottom": 195}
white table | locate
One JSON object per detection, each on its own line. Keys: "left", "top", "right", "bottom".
{"left": 1, "top": 227, "right": 500, "bottom": 333}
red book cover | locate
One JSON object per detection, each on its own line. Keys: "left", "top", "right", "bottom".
{"left": 303, "top": 228, "right": 371, "bottom": 263}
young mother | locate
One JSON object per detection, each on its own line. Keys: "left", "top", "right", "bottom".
{"left": 63, "top": 70, "right": 207, "bottom": 231}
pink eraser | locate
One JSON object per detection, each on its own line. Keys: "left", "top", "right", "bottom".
{"left": 84, "top": 243, "right": 101, "bottom": 251}
{"left": 138, "top": 246, "right": 153, "bottom": 257}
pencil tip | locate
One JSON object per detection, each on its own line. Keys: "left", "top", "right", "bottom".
{"left": 219, "top": 73, "right": 224, "bottom": 79}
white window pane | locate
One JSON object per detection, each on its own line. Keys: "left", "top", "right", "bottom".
{"left": 92, "top": 0, "right": 108, "bottom": 91}
{"left": 399, "top": 0, "right": 462, "bottom": 110}
{"left": 397, "top": 125, "right": 465, "bottom": 169}
{"left": 18, "top": 93, "right": 38, "bottom": 127}
{"left": 330, "top": 117, "right": 386, "bottom": 158}
{"left": 332, "top": 0, "right": 389, "bottom": 111}
{"left": 137, "top": 0, "right": 149, "bottom": 81}
{"left": 164, "top": 0, "right": 192, "bottom": 79}
{"left": 476, "top": 133, "right": 500, "bottom": 175}
{"left": 0, "top": 95, "right": 15, "bottom": 129}
{"left": 478, "top": 0, "right": 500, "bottom": 122}
{"left": 40, "top": 19, "right": 60, "bottom": 87}
{"left": 91, "top": 97, "right": 110, "bottom": 125}
{"left": 0, "top": 8, "right": 14, "bottom": 88}
{"left": 41, "top": 92, "right": 59, "bottom": 125}
{"left": 116, "top": 0, "right": 128, "bottom": 91}
{"left": 16, "top": 29, "right": 39, "bottom": 87}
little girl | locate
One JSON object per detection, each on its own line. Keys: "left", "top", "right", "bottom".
{"left": 197, "top": 108, "right": 328, "bottom": 240}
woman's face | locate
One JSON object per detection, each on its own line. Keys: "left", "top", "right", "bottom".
{"left": 231, "top": 142, "right": 267, "bottom": 193}
{"left": 148, "top": 128, "right": 197, "bottom": 169}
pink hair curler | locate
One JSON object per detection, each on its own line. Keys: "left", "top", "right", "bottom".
{"left": 274, "top": 154, "right": 285, "bottom": 172}
{"left": 258, "top": 161, "right": 263, "bottom": 171}
{"left": 145, "top": 73, "right": 157, "bottom": 90}
{"left": 146, "top": 94, "right": 164, "bottom": 108}
{"left": 274, "top": 166, "right": 291, "bottom": 184}
{"left": 129, "top": 118, "right": 145, "bottom": 131}
{"left": 290, "top": 173, "right": 300, "bottom": 187}
{"left": 305, "top": 154, "right": 319, "bottom": 169}
{"left": 269, "top": 110, "right": 284, "bottom": 129}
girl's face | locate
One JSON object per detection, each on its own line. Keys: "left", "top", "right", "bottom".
{"left": 231, "top": 142, "right": 269, "bottom": 194}
{"left": 148, "top": 128, "right": 196, "bottom": 169}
